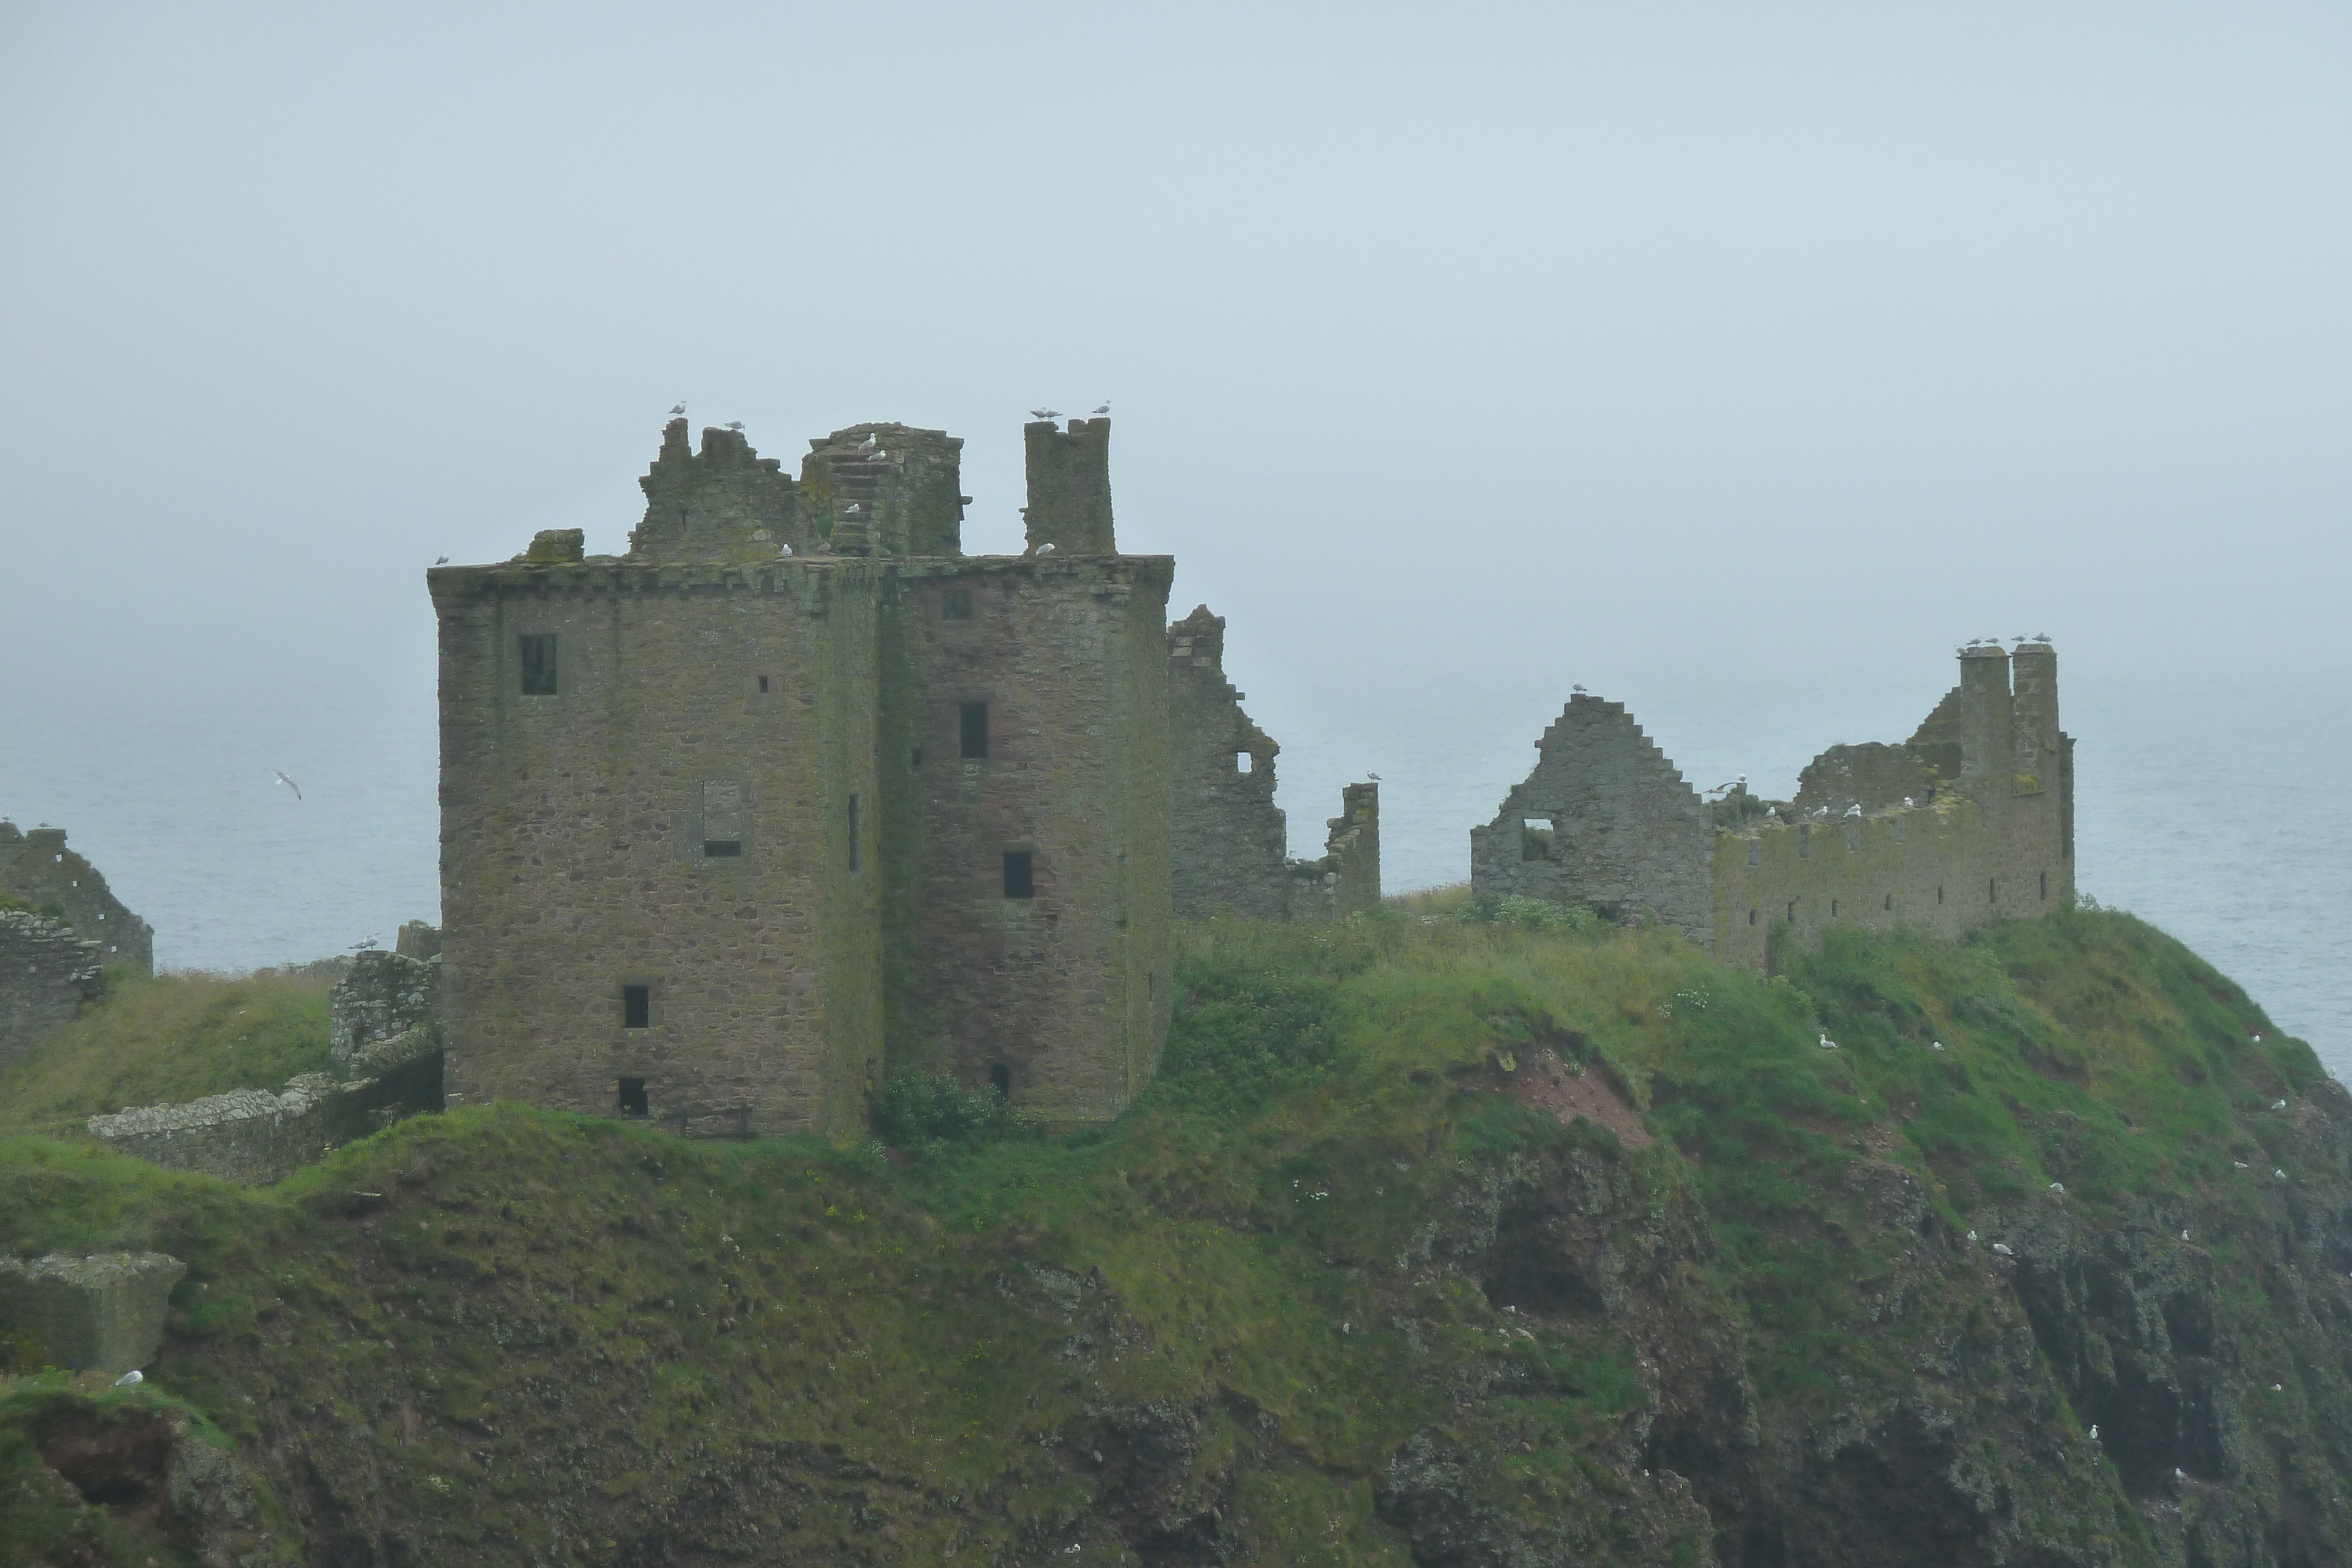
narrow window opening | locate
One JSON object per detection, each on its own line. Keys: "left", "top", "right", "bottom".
{"left": 1003, "top": 850, "right": 1034, "bottom": 899}
{"left": 703, "top": 838, "right": 743, "bottom": 858}
{"left": 960, "top": 701, "right": 990, "bottom": 760}
{"left": 1235, "top": 750, "right": 1253, "bottom": 774}
{"left": 1748, "top": 908, "right": 1758, "bottom": 927}
{"left": 1937, "top": 884, "right": 1944, "bottom": 904}
{"left": 910, "top": 746, "right": 924, "bottom": 770}
{"left": 1746, "top": 840, "right": 1759, "bottom": 867}
{"left": 1884, "top": 894, "right": 1892, "bottom": 911}
{"left": 1520, "top": 817, "right": 1554, "bottom": 861}
{"left": 848, "top": 794, "right": 860, "bottom": 872}
{"left": 1831, "top": 898, "right": 1839, "bottom": 918}
{"left": 519, "top": 633, "right": 558, "bottom": 695}
{"left": 988, "top": 1062, "right": 1011, "bottom": 1101}
{"left": 2040, "top": 870, "right": 2048, "bottom": 900}
{"left": 622, "top": 985, "right": 650, "bottom": 1029}
{"left": 1798, "top": 825, "right": 1810, "bottom": 859}
{"left": 1787, "top": 901, "right": 1796, "bottom": 922}
{"left": 1989, "top": 878, "right": 1997, "bottom": 904}
{"left": 617, "top": 1076, "right": 649, "bottom": 1119}
{"left": 943, "top": 589, "right": 972, "bottom": 621}
{"left": 757, "top": 674, "right": 770, "bottom": 693}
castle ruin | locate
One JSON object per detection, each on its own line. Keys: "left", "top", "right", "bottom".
{"left": 1473, "top": 641, "right": 2073, "bottom": 964}
{"left": 432, "top": 417, "right": 1371, "bottom": 1137}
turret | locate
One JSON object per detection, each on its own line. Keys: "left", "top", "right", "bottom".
{"left": 1021, "top": 418, "right": 1115, "bottom": 554}
{"left": 800, "top": 423, "right": 967, "bottom": 558}
{"left": 2009, "top": 640, "right": 2061, "bottom": 795}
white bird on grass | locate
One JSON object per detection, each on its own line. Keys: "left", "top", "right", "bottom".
{"left": 1818, "top": 1033, "right": 1838, "bottom": 1050}
{"left": 2088, "top": 1424, "right": 2099, "bottom": 1440}
{"left": 113, "top": 1369, "right": 142, "bottom": 1387}
{"left": 1992, "top": 1243, "right": 2013, "bottom": 1256}
{"left": 2273, "top": 1099, "right": 2287, "bottom": 1111}
{"left": 1932, "top": 1041, "right": 1946, "bottom": 1051}
{"left": 1843, "top": 803, "right": 1863, "bottom": 818}
{"left": 2049, "top": 1181, "right": 2065, "bottom": 1193}
{"left": 269, "top": 769, "right": 302, "bottom": 800}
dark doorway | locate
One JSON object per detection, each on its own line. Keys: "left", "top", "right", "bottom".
{"left": 622, "top": 985, "right": 650, "bottom": 1029}
{"left": 617, "top": 1077, "right": 649, "bottom": 1118}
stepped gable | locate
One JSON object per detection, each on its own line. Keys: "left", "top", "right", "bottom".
{"left": 1165, "top": 606, "right": 1291, "bottom": 922}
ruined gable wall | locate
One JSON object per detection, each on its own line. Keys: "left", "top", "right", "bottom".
{"left": 1165, "top": 607, "right": 1291, "bottom": 922}
{"left": 890, "top": 556, "right": 1174, "bottom": 1120}
{"left": 0, "top": 823, "right": 153, "bottom": 973}
{"left": 430, "top": 556, "right": 884, "bottom": 1139}
{"left": 1291, "top": 781, "right": 1382, "bottom": 921}
{"left": 1471, "top": 697, "right": 1714, "bottom": 950}
{"left": 0, "top": 910, "right": 103, "bottom": 1071}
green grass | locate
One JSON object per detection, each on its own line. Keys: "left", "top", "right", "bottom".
{"left": 0, "top": 905, "right": 2328, "bottom": 1563}
{"left": 0, "top": 969, "right": 333, "bottom": 1136}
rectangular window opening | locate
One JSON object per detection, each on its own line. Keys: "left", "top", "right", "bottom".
{"left": 1989, "top": 878, "right": 1997, "bottom": 904}
{"left": 1003, "top": 850, "right": 1034, "bottom": 899}
{"left": 960, "top": 701, "right": 990, "bottom": 760}
{"left": 757, "top": 673, "right": 770, "bottom": 693}
{"left": 519, "top": 634, "right": 558, "bottom": 695}
{"left": 622, "top": 985, "right": 650, "bottom": 1029}
{"left": 2040, "top": 871, "right": 2048, "bottom": 900}
{"left": 703, "top": 839, "right": 743, "bottom": 858}
{"left": 1831, "top": 898, "right": 1839, "bottom": 918}
{"left": 988, "top": 1062, "right": 1011, "bottom": 1101}
{"left": 1798, "top": 825, "right": 1810, "bottom": 859}
{"left": 1520, "top": 817, "right": 1553, "bottom": 861}
{"left": 1786, "top": 901, "right": 1796, "bottom": 923}
{"left": 1937, "top": 884, "right": 1944, "bottom": 904}
{"left": 1748, "top": 908, "right": 1758, "bottom": 927}
{"left": 943, "top": 589, "right": 973, "bottom": 621}
{"left": 617, "top": 1076, "right": 649, "bottom": 1119}
{"left": 910, "top": 745, "right": 924, "bottom": 770}
{"left": 848, "top": 794, "right": 860, "bottom": 872}
{"left": 1235, "top": 750, "right": 1253, "bottom": 774}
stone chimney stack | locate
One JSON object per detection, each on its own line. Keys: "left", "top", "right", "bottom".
{"left": 1021, "top": 418, "right": 1115, "bottom": 555}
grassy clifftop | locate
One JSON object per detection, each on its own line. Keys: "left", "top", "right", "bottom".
{"left": 3, "top": 906, "right": 2346, "bottom": 1567}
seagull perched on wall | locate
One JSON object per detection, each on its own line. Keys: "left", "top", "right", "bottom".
{"left": 1572, "top": 684, "right": 1588, "bottom": 694}
{"left": 268, "top": 769, "right": 302, "bottom": 801}
{"left": 1091, "top": 402, "right": 1110, "bottom": 415}
{"left": 1843, "top": 803, "right": 1862, "bottom": 818}
{"left": 351, "top": 933, "right": 380, "bottom": 951}
{"left": 435, "top": 556, "right": 449, "bottom": 565}
{"left": 113, "top": 1369, "right": 142, "bottom": 1387}
{"left": 1031, "top": 409, "right": 1058, "bottom": 419}
{"left": 669, "top": 402, "right": 687, "bottom": 416}
{"left": 725, "top": 421, "right": 744, "bottom": 431}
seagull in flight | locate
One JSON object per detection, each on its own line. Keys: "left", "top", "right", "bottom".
{"left": 669, "top": 403, "right": 687, "bottom": 416}
{"left": 268, "top": 769, "right": 302, "bottom": 801}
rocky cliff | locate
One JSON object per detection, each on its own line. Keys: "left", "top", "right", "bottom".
{"left": 2, "top": 904, "right": 2347, "bottom": 1567}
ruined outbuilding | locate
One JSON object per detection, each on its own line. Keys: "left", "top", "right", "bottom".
{"left": 0, "top": 821, "right": 152, "bottom": 972}
{"left": 1164, "top": 605, "right": 1380, "bottom": 922}
{"left": 1474, "top": 641, "right": 2073, "bottom": 965}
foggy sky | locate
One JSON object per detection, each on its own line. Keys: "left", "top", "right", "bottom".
{"left": 4, "top": 1, "right": 2348, "bottom": 860}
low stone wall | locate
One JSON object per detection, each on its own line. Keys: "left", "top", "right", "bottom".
{"left": 0, "top": 1251, "right": 185, "bottom": 1375}
{"left": 85, "top": 1027, "right": 441, "bottom": 1185}
{"left": 0, "top": 908, "right": 103, "bottom": 1072}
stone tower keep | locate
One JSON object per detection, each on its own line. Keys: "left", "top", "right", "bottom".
{"left": 430, "top": 418, "right": 1172, "bottom": 1136}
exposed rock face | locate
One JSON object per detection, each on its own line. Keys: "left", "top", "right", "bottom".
{"left": 0, "top": 1252, "right": 186, "bottom": 1375}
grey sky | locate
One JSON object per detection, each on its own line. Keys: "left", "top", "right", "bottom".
{"left": 4, "top": 2, "right": 2347, "bottom": 801}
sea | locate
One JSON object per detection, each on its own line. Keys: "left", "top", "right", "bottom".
{"left": 5, "top": 664, "right": 2346, "bottom": 1081}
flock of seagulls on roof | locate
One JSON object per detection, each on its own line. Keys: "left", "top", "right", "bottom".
{"left": 1962, "top": 634, "right": 2054, "bottom": 647}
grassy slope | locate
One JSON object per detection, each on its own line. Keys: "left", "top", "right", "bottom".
{"left": 0, "top": 970, "right": 333, "bottom": 1135}
{"left": 0, "top": 906, "right": 2331, "bottom": 1565}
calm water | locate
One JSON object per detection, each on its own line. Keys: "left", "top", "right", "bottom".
{"left": 4, "top": 665, "right": 2346, "bottom": 1078}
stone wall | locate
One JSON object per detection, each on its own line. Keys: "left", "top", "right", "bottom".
{"left": 0, "top": 908, "right": 103, "bottom": 1072}
{"left": 85, "top": 1049, "right": 439, "bottom": 1186}
{"left": 1290, "top": 781, "right": 1382, "bottom": 921}
{"left": 0, "top": 1252, "right": 185, "bottom": 1375}
{"left": 0, "top": 821, "right": 152, "bottom": 972}
{"left": 433, "top": 417, "right": 1171, "bottom": 1132}
{"left": 1474, "top": 642, "right": 2074, "bottom": 970}
{"left": 328, "top": 948, "right": 440, "bottom": 1075}
{"left": 1471, "top": 696, "right": 1716, "bottom": 949}
{"left": 1165, "top": 606, "right": 1291, "bottom": 921}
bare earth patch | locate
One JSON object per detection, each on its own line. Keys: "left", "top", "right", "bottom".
{"left": 1504, "top": 1048, "right": 1653, "bottom": 1149}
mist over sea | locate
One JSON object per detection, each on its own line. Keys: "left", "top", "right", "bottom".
{"left": 4, "top": 661, "right": 2344, "bottom": 1080}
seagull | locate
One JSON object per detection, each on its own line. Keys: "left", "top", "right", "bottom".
{"left": 2035, "top": 633, "right": 2052, "bottom": 642}
{"left": 1091, "top": 403, "right": 1110, "bottom": 415}
{"left": 2273, "top": 1383, "right": 2284, "bottom": 1392}
{"left": 1367, "top": 772, "right": 1381, "bottom": 781}
{"left": 2176, "top": 1468, "right": 2186, "bottom": 1481}
{"left": 1818, "top": 1033, "right": 1838, "bottom": 1049}
{"left": 1966, "top": 1230, "right": 1977, "bottom": 1241}
{"left": 2088, "top": 1424, "right": 2099, "bottom": 1440}
{"left": 1572, "top": 684, "right": 1588, "bottom": 694}
{"left": 2181, "top": 1229, "right": 2190, "bottom": 1241}
{"left": 844, "top": 503, "right": 863, "bottom": 514}
{"left": 1035, "top": 541, "right": 1056, "bottom": 555}
{"left": 2049, "top": 1181, "right": 2064, "bottom": 1193}
{"left": 2236, "top": 1161, "right": 2250, "bottom": 1169}
{"left": 434, "top": 555, "right": 449, "bottom": 565}
{"left": 350, "top": 933, "right": 380, "bottom": 951}
{"left": 2251, "top": 1032, "right": 2263, "bottom": 1042}
{"left": 1902, "top": 796, "right": 1915, "bottom": 807}
{"left": 1992, "top": 1242, "right": 2013, "bottom": 1255}
{"left": 269, "top": 769, "right": 302, "bottom": 801}
{"left": 725, "top": 421, "right": 744, "bottom": 431}
{"left": 1843, "top": 803, "right": 1862, "bottom": 818}
{"left": 1932, "top": 1041, "right": 1946, "bottom": 1051}
{"left": 2276, "top": 1169, "right": 2288, "bottom": 1179}
{"left": 2273, "top": 1099, "right": 2288, "bottom": 1111}
{"left": 669, "top": 403, "right": 686, "bottom": 416}
{"left": 1031, "top": 409, "right": 1059, "bottom": 419}
{"left": 113, "top": 1369, "right": 143, "bottom": 1387}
